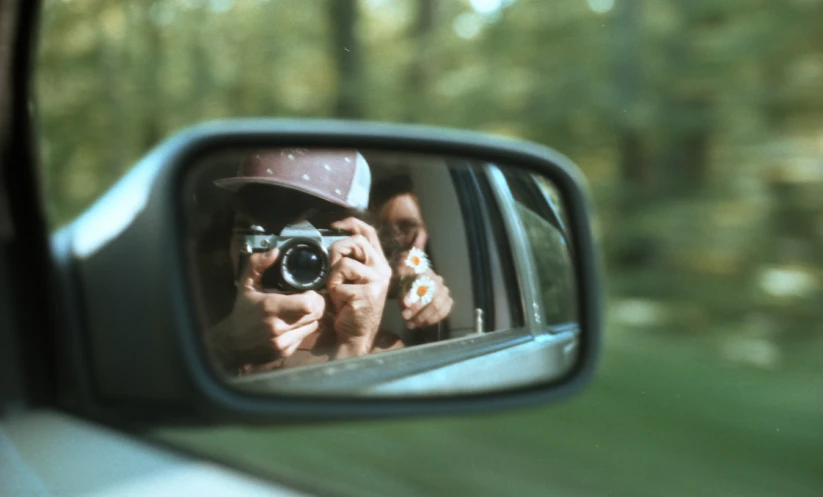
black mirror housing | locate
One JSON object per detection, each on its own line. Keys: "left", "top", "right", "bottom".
{"left": 51, "top": 119, "right": 604, "bottom": 425}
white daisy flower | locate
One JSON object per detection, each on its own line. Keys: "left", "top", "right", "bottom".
{"left": 404, "top": 247, "right": 429, "bottom": 275}
{"left": 407, "top": 276, "right": 436, "bottom": 306}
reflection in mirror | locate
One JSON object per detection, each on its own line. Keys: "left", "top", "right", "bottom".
{"left": 184, "top": 148, "right": 579, "bottom": 397}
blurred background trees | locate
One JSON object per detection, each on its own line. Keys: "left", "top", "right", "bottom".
{"left": 36, "top": 0, "right": 823, "bottom": 366}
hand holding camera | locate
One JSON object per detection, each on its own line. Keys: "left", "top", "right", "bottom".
{"left": 211, "top": 247, "right": 326, "bottom": 368}
{"left": 207, "top": 148, "right": 402, "bottom": 371}
{"left": 326, "top": 217, "right": 392, "bottom": 358}
{"left": 236, "top": 216, "right": 392, "bottom": 360}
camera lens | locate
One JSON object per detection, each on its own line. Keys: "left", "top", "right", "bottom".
{"left": 282, "top": 243, "right": 327, "bottom": 289}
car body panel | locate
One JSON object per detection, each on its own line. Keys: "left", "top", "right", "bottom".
{"left": 0, "top": 410, "right": 309, "bottom": 497}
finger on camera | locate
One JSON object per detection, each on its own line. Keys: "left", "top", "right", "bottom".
{"left": 240, "top": 248, "right": 279, "bottom": 290}
{"left": 265, "top": 305, "right": 323, "bottom": 334}
{"left": 328, "top": 282, "right": 379, "bottom": 310}
{"left": 331, "top": 217, "right": 382, "bottom": 251}
{"left": 328, "top": 257, "right": 376, "bottom": 287}
{"left": 329, "top": 234, "right": 373, "bottom": 266}
{"left": 283, "top": 340, "right": 301, "bottom": 357}
{"left": 271, "top": 320, "right": 319, "bottom": 355}
{"left": 262, "top": 290, "right": 325, "bottom": 321}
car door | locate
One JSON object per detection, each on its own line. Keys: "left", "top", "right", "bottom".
{"left": 0, "top": 2, "right": 307, "bottom": 496}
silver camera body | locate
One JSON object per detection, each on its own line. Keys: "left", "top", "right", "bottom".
{"left": 243, "top": 219, "right": 349, "bottom": 293}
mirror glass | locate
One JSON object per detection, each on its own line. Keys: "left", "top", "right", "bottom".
{"left": 183, "top": 147, "right": 580, "bottom": 397}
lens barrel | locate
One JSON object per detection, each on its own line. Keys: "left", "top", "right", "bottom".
{"left": 278, "top": 239, "right": 330, "bottom": 291}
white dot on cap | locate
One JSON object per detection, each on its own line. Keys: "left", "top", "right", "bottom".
{"left": 288, "top": 154, "right": 295, "bottom": 160}
{"left": 302, "top": 174, "right": 311, "bottom": 181}
{"left": 266, "top": 168, "right": 273, "bottom": 174}
{"left": 344, "top": 157, "right": 351, "bottom": 163}
{"left": 334, "top": 188, "right": 342, "bottom": 195}
{"left": 324, "top": 164, "right": 331, "bottom": 171}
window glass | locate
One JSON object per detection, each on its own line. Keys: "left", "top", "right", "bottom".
{"left": 502, "top": 169, "right": 568, "bottom": 238}
{"left": 534, "top": 174, "right": 570, "bottom": 238}
{"left": 498, "top": 167, "right": 577, "bottom": 325}
{"left": 514, "top": 200, "right": 578, "bottom": 325}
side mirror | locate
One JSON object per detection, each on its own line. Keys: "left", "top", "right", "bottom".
{"left": 52, "top": 119, "right": 603, "bottom": 423}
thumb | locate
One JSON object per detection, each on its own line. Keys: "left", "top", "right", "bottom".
{"left": 239, "top": 248, "right": 279, "bottom": 291}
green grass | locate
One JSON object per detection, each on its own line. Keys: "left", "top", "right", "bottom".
{"left": 151, "top": 328, "right": 823, "bottom": 497}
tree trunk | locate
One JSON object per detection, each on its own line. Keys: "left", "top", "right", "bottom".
{"left": 137, "top": 3, "right": 163, "bottom": 150}
{"left": 609, "top": 0, "right": 659, "bottom": 268}
{"left": 655, "top": 0, "right": 715, "bottom": 196}
{"left": 95, "top": 5, "right": 126, "bottom": 177}
{"left": 614, "top": 0, "right": 649, "bottom": 195}
{"left": 657, "top": 96, "right": 713, "bottom": 195}
{"left": 329, "top": 0, "right": 363, "bottom": 118}
{"left": 404, "top": 0, "right": 436, "bottom": 123}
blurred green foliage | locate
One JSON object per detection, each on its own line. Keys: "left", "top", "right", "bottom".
{"left": 36, "top": 0, "right": 823, "bottom": 495}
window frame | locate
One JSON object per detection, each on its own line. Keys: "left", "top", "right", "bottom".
{"left": 499, "top": 168, "right": 580, "bottom": 326}
{"left": 503, "top": 168, "right": 574, "bottom": 255}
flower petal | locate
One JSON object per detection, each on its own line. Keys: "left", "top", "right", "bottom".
{"left": 404, "top": 247, "right": 430, "bottom": 275}
{"left": 407, "top": 276, "right": 436, "bottom": 306}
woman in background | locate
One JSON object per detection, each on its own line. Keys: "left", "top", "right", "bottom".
{"left": 370, "top": 175, "right": 454, "bottom": 344}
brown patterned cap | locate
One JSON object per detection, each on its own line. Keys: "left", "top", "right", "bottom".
{"left": 214, "top": 148, "right": 371, "bottom": 211}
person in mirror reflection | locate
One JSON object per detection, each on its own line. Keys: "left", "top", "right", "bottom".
{"left": 370, "top": 175, "right": 454, "bottom": 344}
{"left": 204, "top": 149, "right": 405, "bottom": 376}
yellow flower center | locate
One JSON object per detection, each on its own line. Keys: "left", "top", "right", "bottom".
{"left": 410, "top": 256, "right": 421, "bottom": 266}
{"left": 417, "top": 285, "right": 429, "bottom": 297}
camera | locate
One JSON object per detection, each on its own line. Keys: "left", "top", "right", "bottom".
{"left": 240, "top": 220, "right": 350, "bottom": 293}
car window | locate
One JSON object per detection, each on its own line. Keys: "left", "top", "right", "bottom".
{"left": 534, "top": 174, "right": 571, "bottom": 242}
{"left": 454, "top": 166, "right": 525, "bottom": 332}
{"left": 514, "top": 201, "right": 578, "bottom": 325}
{"left": 497, "top": 169, "right": 578, "bottom": 324}
{"left": 36, "top": 0, "right": 823, "bottom": 496}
